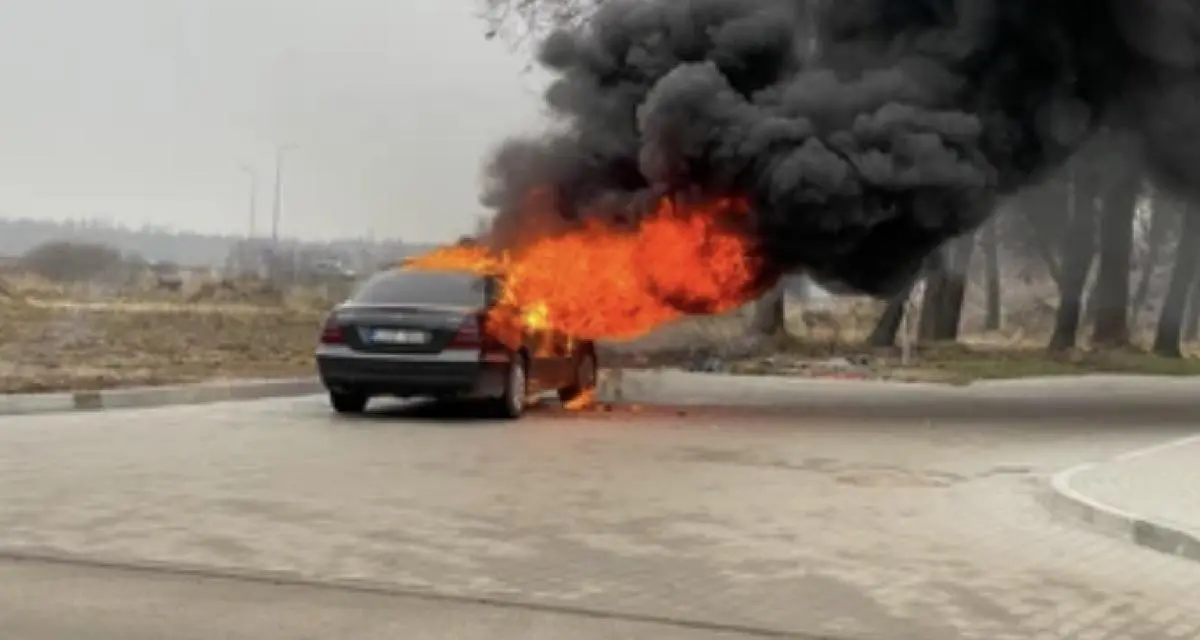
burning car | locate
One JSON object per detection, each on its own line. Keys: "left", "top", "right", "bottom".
{"left": 315, "top": 267, "right": 597, "bottom": 418}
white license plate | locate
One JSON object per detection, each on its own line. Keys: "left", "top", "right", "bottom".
{"left": 370, "top": 328, "right": 429, "bottom": 344}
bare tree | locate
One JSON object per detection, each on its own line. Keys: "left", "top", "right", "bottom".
{"left": 867, "top": 279, "right": 917, "bottom": 347}
{"left": 937, "top": 234, "right": 977, "bottom": 340}
{"left": 481, "top": 0, "right": 604, "bottom": 44}
{"left": 1047, "top": 167, "right": 1098, "bottom": 351}
{"left": 1087, "top": 134, "right": 1142, "bottom": 348}
{"left": 1185, "top": 275, "right": 1200, "bottom": 342}
{"left": 1130, "top": 187, "right": 1173, "bottom": 320}
{"left": 1090, "top": 190, "right": 1139, "bottom": 346}
{"left": 1004, "top": 162, "right": 1098, "bottom": 352}
{"left": 916, "top": 234, "right": 976, "bottom": 342}
{"left": 1153, "top": 207, "right": 1200, "bottom": 357}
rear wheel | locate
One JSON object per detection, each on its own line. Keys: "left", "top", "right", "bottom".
{"left": 558, "top": 350, "right": 597, "bottom": 407}
{"left": 329, "top": 390, "right": 368, "bottom": 414}
{"left": 492, "top": 354, "right": 528, "bottom": 419}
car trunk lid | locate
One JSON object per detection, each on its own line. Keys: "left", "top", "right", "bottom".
{"left": 335, "top": 304, "right": 481, "bottom": 354}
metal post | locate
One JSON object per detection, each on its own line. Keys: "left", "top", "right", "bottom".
{"left": 271, "top": 147, "right": 284, "bottom": 245}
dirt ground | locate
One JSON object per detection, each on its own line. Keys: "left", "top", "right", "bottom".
{"left": 599, "top": 293, "right": 1200, "bottom": 382}
{"left": 3, "top": 271, "right": 1199, "bottom": 394}
{"left": 0, "top": 276, "right": 328, "bottom": 393}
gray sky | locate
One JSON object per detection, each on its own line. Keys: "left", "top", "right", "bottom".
{"left": 0, "top": 0, "right": 547, "bottom": 243}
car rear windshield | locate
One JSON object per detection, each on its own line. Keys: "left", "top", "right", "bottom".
{"left": 350, "top": 270, "right": 488, "bottom": 307}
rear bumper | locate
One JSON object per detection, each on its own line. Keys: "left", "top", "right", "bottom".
{"left": 316, "top": 344, "right": 508, "bottom": 398}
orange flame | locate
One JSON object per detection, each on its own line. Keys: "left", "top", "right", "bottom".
{"left": 403, "top": 194, "right": 766, "bottom": 346}
{"left": 562, "top": 388, "right": 596, "bottom": 411}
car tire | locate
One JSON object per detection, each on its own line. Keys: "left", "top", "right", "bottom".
{"left": 330, "top": 390, "right": 368, "bottom": 414}
{"left": 558, "top": 350, "right": 597, "bottom": 406}
{"left": 492, "top": 354, "right": 528, "bottom": 420}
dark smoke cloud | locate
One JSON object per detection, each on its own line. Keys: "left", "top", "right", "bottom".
{"left": 481, "top": 0, "right": 1200, "bottom": 297}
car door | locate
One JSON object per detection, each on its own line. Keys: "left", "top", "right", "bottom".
{"left": 483, "top": 276, "right": 561, "bottom": 391}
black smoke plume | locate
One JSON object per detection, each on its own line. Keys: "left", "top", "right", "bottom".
{"left": 480, "top": 0, "right": 1200, "bottom": 297}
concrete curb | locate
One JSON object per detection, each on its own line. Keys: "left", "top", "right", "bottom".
{"left": 8, "top": 368, "right": 1200, "bottom": 422}
{"left": 1047, "top": 434, "right": 1200, "bottom": 563}
{"left": 594, "top": 368, "right": 1200, "bottom": 423}
{"left": 0, "top": 378, "right": 323, "bottom": 416}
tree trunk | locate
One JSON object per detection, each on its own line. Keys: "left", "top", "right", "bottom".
{"left": 1153, "top": 211, "right": 1200, "bottom": 357}
{"left": 918, "top": 250, "right": 948, "bottom": 343}
{"left": 916, "top": 238, "right": 974, "bottom": 343}
{"left": 982, "top": 218, "right": 1002, "bottom": 331}
{"left": 932, "top": 234, "right": 977, "bottom": 341}
{"left": 1185, "top": 275, "right": 1200, "bottom": 342}
{"left": 752, "top": 280, "right": 787, "bottom": 337}
{"left": 868, "top": 278, "right": 917, "bottom": 347}
{"left": 1049, "top": 167, "right": 1097, "bottom": 351}
{"left": 1091, "top": 175, "right": 1139, "bottom": 347}
{"left": 1131, "top": 201, "right": 1167, "bottom": 321}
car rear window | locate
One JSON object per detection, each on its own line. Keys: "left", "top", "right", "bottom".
{"left": 351, "top": 270, "right": 489, "bottom": 307}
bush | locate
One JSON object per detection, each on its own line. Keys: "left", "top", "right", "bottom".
{"left": 19, "top": 241, "right": 124, "bottom": 283}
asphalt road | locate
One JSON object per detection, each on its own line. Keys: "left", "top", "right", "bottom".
{"left": 3, "top": 396, "right": 1200, "bottom": 639}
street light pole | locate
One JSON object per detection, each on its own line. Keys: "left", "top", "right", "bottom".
{"left": 270, "top": 144, "right": 297, "bottom": 246}
{"left": 240, "top": 165, "right": 257, "bottom": 239}
{"left": 270, "top": 145, "right": 297, "bottom": 283}
{"left": 267, "top": 144, "right": 299, "bottom": 284}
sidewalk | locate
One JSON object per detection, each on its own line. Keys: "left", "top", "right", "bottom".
{"left": 1050, "top": 435, "right": 1200, "bottom": 562}
{"left": 599, "top": 369, "right": 1200, "bottom": 423}
{"left": 0, "top": 378, "right": 322, "bottom": 416}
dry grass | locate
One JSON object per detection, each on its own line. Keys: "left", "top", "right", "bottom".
{"left": 6, "top": 266, "right": 1200, "bottom": 393}
{"left": 600, "top": 289, "right": 1200, "bottom": 382}
{"left": 889, "top": 342, "right": 1200, "bottom": 382}
{"left": 1, "top": 274, "right": 329, "bottom": 393}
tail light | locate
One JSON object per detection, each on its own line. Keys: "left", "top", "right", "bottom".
{"left": 447, "top": 315, "right": 483, "bottom": 348}
{"left": 319, "top": 316, "right": 345, "bottom": 345}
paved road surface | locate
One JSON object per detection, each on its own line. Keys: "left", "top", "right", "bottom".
{"left": 0, "top": 557, "right": 751, "bottom": 640}
{"left": 3, "top": 397, "right": 1200, "bottom": 639}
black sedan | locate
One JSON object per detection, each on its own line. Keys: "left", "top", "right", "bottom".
{"left": 315, "top": 268, "right": 597, "bottom": 418}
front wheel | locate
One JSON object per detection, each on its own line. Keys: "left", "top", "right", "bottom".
{"left": 330, "top": 390, "right": 368, "bottom": 414}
